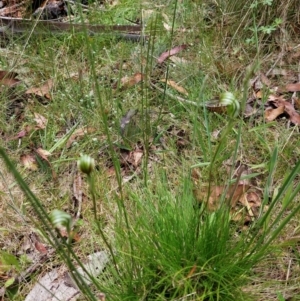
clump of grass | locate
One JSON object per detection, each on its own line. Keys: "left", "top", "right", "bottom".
{"left": 101, "top": 174, "right": 252, "bottom": 300}
{"left": 2, "top": 142, "right": 299, "bottom": 300}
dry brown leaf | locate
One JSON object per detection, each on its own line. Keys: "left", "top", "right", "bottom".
{"left": 193, "top": 184, "right": 251, "bottom": 211}
{"left": 66, "top": 127, "right": 96, "bottom": 148}
{"left": 35, "top": 148, "right": 51, "bottom": 162}
{"left": 285, "top": 82, "right": 300, "bottom": 92}
{"left": 251, "top": 73, "right": 272, "bottom": 91}
{"left": 120, "top": 73, "right": 143, "bottom": 89}
{"left": 157, "top": 45, "right": 187, "bottom": 64}
{"left": 160, "top": 79, "right": 188, "bottom": 95}
{"left": 264, "top": 106, "right": 285, "bottom": 122}
{"left": 252, "top": 79, "right": 263, "bottom": 91}
{"left": 255, "top": 90, "right": 263, "bottom": 99}
{"left": 294, "top": 98, "right": 300, "bottom": 110}
{"left": 24, "top": 251, "right": 108, "bottom": 301}
{"left": 0, "top": 70, "right": 21, "bottom": 87}
{"left": 169, "top": 56, "right": 189, "bottom": 64}
{"left": 35, "top": 147, "right": 56, "bottom": 179}
{"left": 117, "top": 145, "right": 144, "bottom": 172}
{"left": 34, "top": 241, "right": 47, "bottom": 254}
{"left": 244, "top": 191, "right": 261, "bottom": 208}
{"left": 271, "top": 98, "right": 300, "bottom": 125}
{"left": 281, "top": 102, "right": 300, "bottom": 125}
{"left": 232, "top": 190, "right": 262, "bottom": 223}
{"left": 71, "top": 232, "right": 81, "bottom": 243}
{"left": 20, "top": 154, "right": 38, "bottom": 171}
{"left": 194, "top": 182, "right": 262, "bottom": 225}
{"left": 129, "top": 150, "right": 143, "bottom": 167}
{"left": 34, "top": 113, "right": 48, "bottom": 129}
{"left": 26, "top": 79, "right": 53, "bottom": 99}
{"left": 259, "top": 73, "right": 271, "bottom": 87}
{"left": 10, "top": 127, "right": 32, "bottom": 140}
{"left": 15, "top": 129, "right": 27, "bottom": 139}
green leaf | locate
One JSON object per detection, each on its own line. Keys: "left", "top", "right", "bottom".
{"left": 276, "top": 292, "right": 285, "bottom": 301}
{"left": 0, "top": 251, "right": 20, "bottom": 271}
{"left": 4, "top": 277, "right": 15, "bottom": 288}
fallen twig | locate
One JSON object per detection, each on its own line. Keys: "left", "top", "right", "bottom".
{"left": 0, "top": 16, "right": 146, "bottom": 42}
{"left": 149, "top": 81, "right": 200, "bottom": 106}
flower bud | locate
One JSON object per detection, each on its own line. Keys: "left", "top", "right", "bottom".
{"left": 220, "top": 91, "right": 240, "bottom": 117}
{"left": 77, "top": 154, "right": 95, "bottom": 175}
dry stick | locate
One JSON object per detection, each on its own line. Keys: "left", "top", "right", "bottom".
{"left": 0, "top": 17, "right": 145, "bottom": 44}
{"left": 73, "top": 172, "right": 83, "bottom": 222}
{"left": 149, "top": 81, "right": 201, "bottom": 106}
{"left": 286, "top": 259, "right": 292, "bottom": 283}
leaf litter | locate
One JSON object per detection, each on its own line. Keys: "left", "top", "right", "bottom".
{"left": 66, "top": 127, "right": 97, "bottom": 148}
{"left": 119, "top": 72, "right": 143, "bottom": 90}
{"left": 25, "top": 79, "right": 54, "bottom": 101}
{"left": 0, "top": 70, "right": 22, "bottom": 87}
{"left": 20, "top": 153, "right": 38, "bottom": 171}
{"left": 193, "top": 164, "right": 263, "bottom": 225}
{"left": 157, "top": 44, "right": 187, "bottom": 64}
{"left": 1, "top": 2, "right": 300, "bottom": 300}
{"left": 33, "top": 112, "right": 48, "bottom": 129}
{"left": 248, "top": 72, "right": 300, "bottom": 125}
{"left": 160, "top": 79, "right": 188, "bottom": 95}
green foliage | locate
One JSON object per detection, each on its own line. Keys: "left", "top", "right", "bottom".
{"left": 250, "top": 0, "right": 274, "bottom": 8}
{"left": 1, "top": 0, "right": 300, "bottom": 300}
{"left": 107, "top": 182, "right": 250, "bottom": 300}
{"left": 0, "top": 251, "right": 20, "bottom": 272}
{"left": 3, "top": 136, "right": 300, "bottom": 300}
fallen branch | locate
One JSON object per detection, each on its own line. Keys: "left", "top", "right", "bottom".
{"left": 0, "top": 16, "right": 146, "bottom": 41}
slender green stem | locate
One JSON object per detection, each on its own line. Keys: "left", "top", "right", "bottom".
{"left": 87, "top": 174, "right": 120, "bottom": 276}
